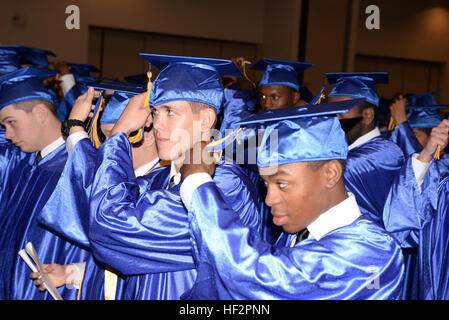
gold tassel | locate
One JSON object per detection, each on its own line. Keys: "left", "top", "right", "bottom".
{"left": 241, "top": 60, "right": 257, "bottom": 89}
{"left": 388, "top": 117, "right": 397, "bottom": 131}
{"left": 128, "top": 71, "right": 152, "bottom": 144}
{"left": 88, "top": 93, "right": 105, "bottom": 149}
{"left": 435, "top": 145, "right": 441, "bottom": 160}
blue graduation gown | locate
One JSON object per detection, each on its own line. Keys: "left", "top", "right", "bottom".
{"left": 344, "top": 136, "right": 405, "bottom": 227}
{"left": 389, "top": 121, "right": 423, "bottom": 157}
{"left": 383, "top": 156, "right": 449, "bottom": 299}
{"left": 0, "top": 143, "right": 88, "bottom": 300}
{"left": 220, "top": 87, "right": 281, "bottom": 244}
{"left": 87, "top": 132, "right": 261, "bottom": 299}
{"left": 389, "top": 121, "right": 449, "bottom": 179}
{"left": 0, "top": 125, "right": 8, "bottom": 145}
{"left": 38, "top": 137, "right": 171, "bottom": 300}
{"left": 180, "top": 181, "right": 405, "bottom": 300}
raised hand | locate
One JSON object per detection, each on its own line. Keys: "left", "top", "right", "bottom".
{"left": 389, "top": 93, "right": 408, "bottom": 125}
{"left": 111, "top": 92, "right": 151, "bottom": 137}
{"left": 418, "top": 119, "right": 449, "bottom": 163}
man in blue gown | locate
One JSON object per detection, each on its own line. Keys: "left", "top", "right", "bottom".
{"left": 31, "top": 82, "right": 165, "bottom": 300}
{"left": 389, "top": 91, "right": 449, "bottom": 177}
{"left": 0, "top": 66, "right": 88, "bottom": 299}
{"left": 383, "top": 119, "right": 449, "bottom": 299}
{"left": 325, "top": 72, "right": 405, "bottom": 227}
{"left": 220, "top": 58, "right": 314, "bottom": 244}
{"left": 177, "top": 100, "right": 405, "bottom": 300}
{"left": 84, "top": 54, "right": 261, "bottom": 299}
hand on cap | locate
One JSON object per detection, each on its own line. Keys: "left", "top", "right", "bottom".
{"left": 68, "top": 87, "right": 97, "bottom": 134}
{"left": 111, "top": 92, "right": 151, "bottom": 137}
{"left": 69, "top": 87, "right": 97, "bottom": 121}
{"left": 389, "top": 93, "right": 408, "bottom": 125}
{"left": 418, "top": 119, "right": 449, "bottom": 163}
{"left": 180, "top": 141, "right": 216, "bottom": 181}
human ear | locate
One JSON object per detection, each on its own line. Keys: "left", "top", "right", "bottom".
{"left": 292, "top": 90, "right": 300, "bottom": 105}
{"left": 32, "top": 103, "right": 49, "bottom": 124}
{"left": 199, "top": 107, "right": 216, "bottom": 133}
{"left": 322, "top": 160, "right": 342, "bottom": 189}
{"left": 361, "top": 107, "right": 375, "bottom": 125}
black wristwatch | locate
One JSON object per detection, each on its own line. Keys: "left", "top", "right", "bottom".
{"left": 61, "top": 119, "right": 86, "bottom": 138}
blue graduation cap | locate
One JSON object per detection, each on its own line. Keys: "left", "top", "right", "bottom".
{"left": 250, "top": 58, "right": 313, "bottom": 92}
{"left": 243, "top": 99, "right": 364, "bottom": 167}
{"left": 87, "top": 82, "right": 147, "bottom": 148}
{"left": 140, "top": 53, "right": 243, "bottom": 115}
{"left": 0, "top": 66, "right": 60, "bottom": 110}
{"left": 125, "top": 73, "right": 148, "bottom": 85}
{"left": 91, "top": 82, "right": 146, "bottom": 124}
{"left": 0, "top": 45, "right": 56, "bottom": 68}
{"left": 208, "top": 98, "right": 364, "bottom": 168}
{"left": 326, "top": 72, "right": 389, "bottom": 107}
{"left": 0, "top": 48, "right": 21, "bottom": 74}
{"left": 405, "top": 91, "right": 447, "bottom": 129}
{"left": 74, "top": 75, "right": 113, "bottom": 85}
{"left": 67, "top": 62, "right": 101, "bottom": 77}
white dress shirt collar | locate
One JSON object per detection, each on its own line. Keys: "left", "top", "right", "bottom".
{"left": 40, "top": 136, "right": 65, "bottom": 159}
{"left": 306, "top": 193, "right": 362, "bottom": 241}
{"left": 348, "top": 127, "right": 381, "bottom": 151}
{"left": 134, "top": 157, "right": 160, "bottom": 178}
{"left": 167, "top": 161, "right": 182, "bottom": 189}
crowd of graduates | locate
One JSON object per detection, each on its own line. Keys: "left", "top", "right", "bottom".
{"left": 0, "top": 44, "right": 449, "bottom": 300}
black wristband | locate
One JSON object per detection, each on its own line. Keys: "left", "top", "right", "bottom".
{"left": 61, "top": 119, "right": 86, "bottom": 138}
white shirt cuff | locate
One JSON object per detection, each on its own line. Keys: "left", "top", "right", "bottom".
{"left": 60, "top": 73, "right": 76, "bottom": 96}
{"left": 66, "top": 131, "right": 89, "bottom": 155}
{"left": 180, "top": 172, "right": 213, "bottom": 210}
{"left": 411, "top": 153, "right": 431, "bottom": 193}
{"left": 65, "top": 262, "right": 86, "bottom": 289}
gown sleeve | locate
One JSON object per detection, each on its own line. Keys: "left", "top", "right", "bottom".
{"left": 181, "top": 180, "right": 404, "bottom": 300}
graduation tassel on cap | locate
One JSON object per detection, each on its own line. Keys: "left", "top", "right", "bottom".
{"left": 388, "top": 116, "right": 397, "bottom": 131}
{"left": 241, "top": 60, "right": 257, "bottom": 89}
{"left": 311, "top": 79, "right": 327, "bottom": 105}
{"left": 207, "top": 127, "right": 244, "bottom": 162}
{"left": 128, "top": 71, "right": 152, "bottom": 144}
{"left": 87, "top": 91, "right": 105, "bottom": 149}
{"left": 435, "top": 145, "right": 441, "bottom": 160}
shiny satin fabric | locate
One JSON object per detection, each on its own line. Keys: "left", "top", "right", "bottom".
{"left": 328, "top": 76, "right": 380, "bottom": 106}
{"left": 0, "top": 144, "right": 88, "bottom": 299}
{"left": 38, "top": 135, "right": 172, "bottom": 300}
{"left": 87, "top": 133, "right": 261, "bottom": 299}
{"left": 181, "top": 182, "right": 404, "bottom": 300}
{"left": 259, "top": 64, "right": 300, "bottom": 91}
{"left": 0, "top": 125, "right": 10, "bottom": 145}
{"left": 344, "top": 136, "right": 405, "bottom": 226}
{"left": 389, "top": 121, "right": 423, "bottom": 157}
{"left": 258, "top": 116, "right": 348, "bottom": 168}
{"left": 383, "top": 156, "right": 449, "bottom": 299}
{"left": 0, "top": 49, "right": 20, "bottom": 74}
{"left": 39, "top": 138, "right": 97, "bottom": 249}
{"left": 389, "top": 121, "right": 449, "bottom": 180}
{"left": 219, "top": 87, "right": 257, "bottom": 138}
{"left": 0, "top": 78, "right": 56, "bottom": 110}
{"left": 219, "top": 87, "right": 281, "bottom": 244}
{"left": 407, "top": 107, "right": 443, "bottom": 129}
{"left": 150, "top": 62, "right": 225, "bottom": 114}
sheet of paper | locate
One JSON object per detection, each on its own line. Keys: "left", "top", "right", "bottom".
{"left": 25, "top": 242, "right": 63, "bottom": 300}
{"left": 18, "top": 249, "right": 38, "bottom": 273}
